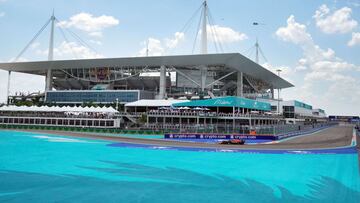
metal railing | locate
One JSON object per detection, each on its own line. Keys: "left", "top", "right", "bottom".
{"left": 145, "top": 122, "right": 336, "bottom": 135}
{"left": 147, "top": 111, "right": 282, "bottom": 119}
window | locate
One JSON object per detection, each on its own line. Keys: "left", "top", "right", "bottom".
{"left": 46, "top": 91, "right": 139, "bottom": 103}
{"left": 283, "top": 106, "right": 295, "bottom": 118}
{"left": 94, "top": 120, "right": 100, "bottom": 126}
{"left": 106, "top": 121, "right": 113, "bottom": 126}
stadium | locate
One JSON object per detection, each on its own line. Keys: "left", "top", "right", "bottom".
{"left": 0, "top": 53, "right": 293, "bottom": 103}
{"left": 0, "top": 52, "right": 330, "bottom": 130}
{"left": 0, "top": 2, "right": 359, "bottom": 202}
{"left": 0, "top": 0, "right": 328, "bottom": 131}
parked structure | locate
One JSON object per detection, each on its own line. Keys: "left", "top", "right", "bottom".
{"left": 0, "top": 106, "right": 121, "bottom": 128}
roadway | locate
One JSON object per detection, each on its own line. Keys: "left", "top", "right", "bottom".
{"left": 15, "top": 125, "right": 354, "bottom": 150}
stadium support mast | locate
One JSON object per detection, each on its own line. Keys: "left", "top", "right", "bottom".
{"left": 6, "top": 71, "right": 11, "bottom": 104}
{"left": 276, "top": 69, "right": 282, "bottom": 114}
{"left": 200, "top": 0, "right": 208, "bottom": 93}
{"left": 45, "top": 11, "right": 55, "bottom": 91}
{"left": 159, "top": 65, "right": 166, "bottom": 99}
{"left": 255, "top": 37, "right": 259, "bottom": 64}
{"left": 201, "top": 0, "right": 208, "bottom": 54}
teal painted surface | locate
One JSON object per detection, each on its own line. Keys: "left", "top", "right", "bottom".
{"left": 98, "top": 133, "right": 163, "bottom": 139}
{"left": 295, "top": 100, "right": 313, "bottom": 110}
{"left": 0, "top": 130, "right": 359, "bottom": 202}
{"left": 173, "top": 96, "right": 271, "bottom": 111}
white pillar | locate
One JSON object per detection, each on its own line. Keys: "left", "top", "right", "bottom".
{"left": 159, "top": 65, "right": 166, "bottom": 99}
{"left": 201, "top": 0, "right": 208, "bottom": 54}
{"left": 255, "top": 38, "right": 259, "bottom": 64}
{"left": 200, "top": 65, "right": 207, "bottom": 92}
{"left": 6, "top": 71, "right": 11, "bottom": 104}
{"left": 46, "top": 69, "right": 53, "bottom": 91}
{"left": 237, "top": 72, "right": 243, "bottom": 97}
{"left": 232, "top": 106, "right": 235, "bottom": 132}
{"left": 48, "top": 13, "right": 55, "bottom": 61}
{"left": 46, "top": 13, "right": 55, "bottom": 91}
{"left": 200, "top": 1, "right": 208, "bottom": 92}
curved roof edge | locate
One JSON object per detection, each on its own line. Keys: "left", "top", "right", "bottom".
{"left": 173, "top": 96, "right": 271, "bottom": 111}
{"left": 0, "top": 53, "right": 294, "bottom": 89}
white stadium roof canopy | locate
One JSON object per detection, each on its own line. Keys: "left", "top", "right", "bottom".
{"left": 0, "top": 106, "right": 118, "bottom": 113}
{"left": 0, "top": 53, "right": 294, "bottom": 89}
{"left": 125, "top": 99, "right": 189, "bottom": 107}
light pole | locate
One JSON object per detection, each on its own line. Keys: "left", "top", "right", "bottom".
{"left": 115, "top": 98, "right": 119, "bottom": 111}
{"left": 276, "top": 69, "right": 282, "bottom": 115}
{"left": 249, "top": 113, "right": 252, "bottom": 132}
{"left": 252, "top": 22, "right": 266, "bottom": 64}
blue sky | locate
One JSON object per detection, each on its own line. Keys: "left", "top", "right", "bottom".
{"left": 0, "top": 0, "right": 359, "bottom": 115}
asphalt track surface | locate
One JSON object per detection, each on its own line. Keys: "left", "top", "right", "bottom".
{"left": 12, "top": 125, "right": 354, "bottom": 150}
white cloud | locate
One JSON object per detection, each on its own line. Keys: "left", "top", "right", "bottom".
{"left": 89, "top": 31, "right": 103, "bottom": 38}
{"left": 295, "top": 58, "right": 308, "bottom": 71}
{"left": 313, "top": 4, "right": 358, "bottom": 34}
{"left": 138, "top": 38, "right": 165, "bottom": 56}
{"left": 276, "top": 15, "right": 360, "bottom": 115}
{"left": 276, "top": 15, "right": 312, "bottom": 44}
{"left": 138, "top": 32, "right": 185, "bottom": 56}
{"left": 55, "top": 41, "right": 103, "bottom": 59}
{"left": 89, "top": 40, "right": 102, "bottom": 46}
{"left": 348, "top": 1, "right": 360, "bottom": 7}
{"left": 347, "top": 32, "right": 360, "bottom": 46}
{"left": 0, "top": 40, "right": 102, "bottom": 103}
{"left": 165, "top": 32, "right": 185, "bottom": 49}
{"left": 37, "top": 41, "right": 103, "bottom": 59}
{"left": 262, "top": 62, "right": 295, "bottom": 84}
{"left": 30, "top": 42, "right": 40, "bottom": 50}
{"left": 207, "top": 25, "right": 248, "bottom": 43}
{"left": 138, "top": 26, "right": 245, "bottom": 56}
{"left": 7, "top": 57, "right": 28, "bottom": 63}
{"left": 57, "top": 12, "right": 119, "bottom": 37}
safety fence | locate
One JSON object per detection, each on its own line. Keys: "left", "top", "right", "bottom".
{"left": 0, "top": 124, "right": 163, "bottom": 135}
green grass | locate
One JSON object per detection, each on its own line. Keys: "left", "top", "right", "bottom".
{"left": 0, "top": 124, "right": 164, "bottom": 135}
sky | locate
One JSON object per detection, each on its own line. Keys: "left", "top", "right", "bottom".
{"left": 0, "top": 0, "right": 359, "bottom": 115}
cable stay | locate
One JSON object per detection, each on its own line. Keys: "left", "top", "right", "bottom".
{"left": 60, "top": 23, "right": 99, "bottom": 55}
{"left": 13, "top": 18, "right": 52, "bottom": 62}
{"left": 207, "top": 7, "right": 224, "bottom": 53}
{"left": 56, "top": 23, "right": 79, "bottom": 59}
{"left": 258, "top": 44, "right": 268, "bottom": 63}
{"left": 192, "top": 1, "right": 225, "bottom": 54}
{"left": 191, "top": 6, "right": 204, "bottom": 54}
{"left": 165, "top": 3, "right": 203, "bottom": 55}
{"left": 167, "top": 0, "right": 226, "bottom": 55}
{"left": 13, "top": 13, "right": 100, "bottom": 62}
{"left": 242, "top": 38, "right": 268, "bottom": 64}
{"left": 179, "top": 3, "right": 203, "bottom": 34}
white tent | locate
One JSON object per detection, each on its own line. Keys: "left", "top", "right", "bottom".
{"left": 0, "top": 105, "right": 118, "bottom": 113}
{"left": 178, "top": 107, "right": 191, "bottom": 110}
{"left": 125, "top": 99, "right": 189, "bottom": 108}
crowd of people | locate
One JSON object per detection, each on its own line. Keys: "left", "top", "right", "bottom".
{"left": 147, "top": 108, "right": 276, "bottom": 118}
{"left": 0, "top": 111, "right": 116, "bottom": 119}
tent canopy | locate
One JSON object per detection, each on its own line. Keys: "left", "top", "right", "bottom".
{"left": 172, "top": 96, "right": 271, "bottom": 111}
{"left": 125, "top": 99, "right": 189, "bottom": 107}
{"left": 0, "top": 106, "right": 118, "bottom": 113}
